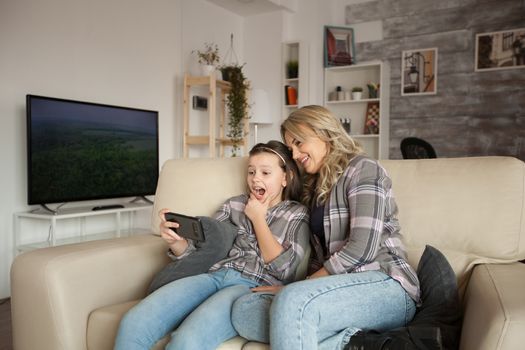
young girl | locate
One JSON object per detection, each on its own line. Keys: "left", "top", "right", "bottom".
{"left": 114, "top": 140, "right": 310, "bottom": 350}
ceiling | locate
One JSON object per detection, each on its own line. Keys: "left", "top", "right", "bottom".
{"left": 205, "top": 0, "right": 295, "bottom": 17}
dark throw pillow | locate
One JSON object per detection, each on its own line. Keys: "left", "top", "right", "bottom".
{"left": 346, "top": 245, "right": 462, "bottom": 350}
{"left": 411, "top": 245, "right": 462, "bottom": 348}
{"left": 147, "top": 217, "right": 237, "bottom": 294}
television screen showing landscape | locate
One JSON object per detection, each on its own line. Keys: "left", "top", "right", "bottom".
{"left": 27, "top": 95, "right": 159, "bottom": 205}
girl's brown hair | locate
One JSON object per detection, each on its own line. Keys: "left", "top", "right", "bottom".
{"left": 249, "top": 140, "right": 302, "bottom": 202}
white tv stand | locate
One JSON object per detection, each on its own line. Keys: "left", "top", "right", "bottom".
{"left": 13, "top": 202, "right": 153, "bottom": 255}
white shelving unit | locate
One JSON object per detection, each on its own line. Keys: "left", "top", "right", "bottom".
{"left": 324, "top": 61, "right": 390, "bottom": 159}
{"left": 282, "top": 41, "right": 309, "bottom": 120}
{"left": 13, "top": 203, "right": 153, "bottom": 254}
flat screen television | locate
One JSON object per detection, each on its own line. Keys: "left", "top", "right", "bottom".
{"left": 26, "top": 94, "right": 159, "bottom": 207}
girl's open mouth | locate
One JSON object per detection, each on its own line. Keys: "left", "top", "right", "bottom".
{"left": 253, "top": 186, "right": 266, "bottom": 200}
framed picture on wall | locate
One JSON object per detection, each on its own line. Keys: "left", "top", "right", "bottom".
{"left": 324, "top": 25, "right": 355, "bottom": 67}
{"left": 401, "top": 48, "right": 438, "bottom": 96}
{"left": 475, "top": 28, "right": 525, "bottom": 72}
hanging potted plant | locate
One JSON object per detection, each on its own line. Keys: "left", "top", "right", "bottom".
{"left": 192, "top": 42, "right": 220, "bottom": 76}
{"left": 225, "top": 63, "right": 249, "bottom": 156}
{"left": 220, "top": 65, "right": 241, "bottom": 82}
{"left": 219, "top": 33, "right": 242, "bottom": 83}
{"left": 219, "top": 34, "right": 249, "bottom": 156}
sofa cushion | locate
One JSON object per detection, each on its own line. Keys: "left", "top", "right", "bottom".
{"left": 87, "top": 300, "right": 252, "bottom": 350}
{"left": 87, "top": 300, "right": 143, "bottom": 350}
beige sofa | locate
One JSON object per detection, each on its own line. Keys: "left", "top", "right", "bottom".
{"left": 11, "top": 156, "right": 525, "bottom": 350}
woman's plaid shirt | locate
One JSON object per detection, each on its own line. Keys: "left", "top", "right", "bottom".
{"left": 309, "top": 155, "right": 421, "bottom": 303}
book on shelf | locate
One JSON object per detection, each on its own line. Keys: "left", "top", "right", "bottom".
{"left": 285, "top": 85, "right": 298, "bottom": 105}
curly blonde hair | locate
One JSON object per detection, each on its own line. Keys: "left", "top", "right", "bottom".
{"left": 280, "top": 105, "right": 363, "bottom": 206}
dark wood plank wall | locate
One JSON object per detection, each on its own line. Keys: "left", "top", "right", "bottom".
{"left": 345, "top": 0, "right": 525, "bottom": 160}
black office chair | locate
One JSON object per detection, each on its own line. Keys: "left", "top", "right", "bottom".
{"left": 400, "top": 137, "right": 437, "bottom": 159}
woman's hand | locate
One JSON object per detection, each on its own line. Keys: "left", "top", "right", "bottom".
{"left": 249, "top": 268, "right": 330, "bottom": 294}
{"left": 159, "top": 208, "right": 188, "bottom": 255}
{"left": 307, "top": 267, "right": 330, "bottom": 279}
{"left": 250, "top": 268, "right": 330, "bottom": 295}
{"left": 250, "top": 285, "right": 283, "bottom": 294}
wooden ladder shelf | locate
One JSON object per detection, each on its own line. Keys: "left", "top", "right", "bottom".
{"left": 182, "top": 74, "right": 249, "bottom": 158}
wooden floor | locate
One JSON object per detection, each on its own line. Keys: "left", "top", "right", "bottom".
{"left": 0, "top": 298, "right": 13, "bottom": 350}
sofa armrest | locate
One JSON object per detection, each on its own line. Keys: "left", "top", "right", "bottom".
{"left": 460, "top": 262, "right": 525, "bottom": 350}
{"left": 10, "top": 234, "right": 168, "bottom": 350}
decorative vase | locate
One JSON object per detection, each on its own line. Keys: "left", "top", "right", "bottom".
{"left": 200, "top": 64, "right": 215, "bottom": 76}
{"left": 352, "top": 91, "right": 362, "bottom": 100}
{"left": 368, "top": 86, "right": 378, "bottom": 99}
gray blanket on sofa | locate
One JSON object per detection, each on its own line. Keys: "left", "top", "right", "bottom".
{"left": 147, "top": 216, "right": 237, "bottom": 294}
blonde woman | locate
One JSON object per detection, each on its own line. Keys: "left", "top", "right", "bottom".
{"left": 232, "top": 105, "right": 420, "bottom": 350}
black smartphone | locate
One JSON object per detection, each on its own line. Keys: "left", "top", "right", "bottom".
{"left": 164, "top": 212, "right": 205, "bottom": 241}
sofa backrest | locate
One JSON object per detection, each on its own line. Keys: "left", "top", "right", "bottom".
{"left": 152, "top": 156, "right": 248, "bottom": 234}
{"left": 381, "top": 156, "right": 525, "bottom": 293}
{"left": 152, "top": 156, "right": 525, "bottom": 293}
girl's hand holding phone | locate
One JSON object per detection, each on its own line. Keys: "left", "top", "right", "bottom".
{"left": 159, "top": 209, "right": 183, "bottom": 241}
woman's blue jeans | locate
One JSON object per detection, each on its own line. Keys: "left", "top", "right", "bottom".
{"left": 232, "top": 271, "right": 416, "bottom": 350}
{"left": 114, "top": 268, "right": 258, "bottom": 350}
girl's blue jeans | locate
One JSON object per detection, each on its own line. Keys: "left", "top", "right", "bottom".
{"left": 232, "top": 271, "right": 416, "bottom": 350}
{"left": 114, "top": 268, "right": 258, "bottom": 350}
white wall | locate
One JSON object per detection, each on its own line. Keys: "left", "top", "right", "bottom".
{"left": 180, "top": 0, "right": 244, "bottom": 158}
{"left": 0, "top": 0, "right": 244, "bottom": 298}
{"left": 0, "top": 0, "right": 378, "bottom": 298}
{"left": 243, "top": 11, "right": 283, "bottom": 146}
